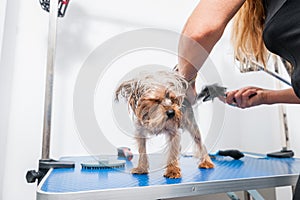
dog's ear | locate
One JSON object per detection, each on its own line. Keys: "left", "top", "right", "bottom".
{"left": 115, "top": 79, "right": 140, "bottom": 112}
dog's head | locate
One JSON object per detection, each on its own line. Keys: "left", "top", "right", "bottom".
{"left": 115, "top": 71, "right": 188, "bottom": 133}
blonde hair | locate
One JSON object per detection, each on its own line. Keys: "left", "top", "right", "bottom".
{"left": 231, "top": 0, "right": 268, "bottom": 66}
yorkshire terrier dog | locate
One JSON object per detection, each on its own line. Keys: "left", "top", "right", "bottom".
{"left": 115, "top": 70, "right": 214, "bottom": 178}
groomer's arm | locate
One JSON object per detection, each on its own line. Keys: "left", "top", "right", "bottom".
{"left": 226, "top": 87, "right": 300, "bottom": 108}
{"left": 264, "top": 88, "right": 300, "bottom": 104}
{"left": 178, "top": 0, "right": 245, "bottom": 81}
{"left": 177, "top": 0, "right": 245, "bottom": 103}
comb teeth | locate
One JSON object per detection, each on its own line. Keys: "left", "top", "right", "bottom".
{"left": 81, "top": 160, "right": 126, "bottom": 169}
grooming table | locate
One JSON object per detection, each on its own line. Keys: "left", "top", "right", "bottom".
{"left": 37, "top": 153, "right": 300, "bottom": 200}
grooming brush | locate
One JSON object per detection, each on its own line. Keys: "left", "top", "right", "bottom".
{"left": 81, "top": 159, "right": 126, "bottom": 169}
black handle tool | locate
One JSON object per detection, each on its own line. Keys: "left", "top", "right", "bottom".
{"left": 218, "top": 149, "right": 245, "bottom": 160}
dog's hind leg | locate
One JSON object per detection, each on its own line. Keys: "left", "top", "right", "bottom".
{"left": 131, "top": 130, "right": 149, "bottom": 174}
{"left": 164, "top": 131, "right": 182, "bottom": 178}
{"left": 183, "top": 105, "right": 214, "bottom": 169}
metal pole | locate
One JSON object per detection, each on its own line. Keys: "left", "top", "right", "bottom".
{"left": 274, "top": 58, "right": 290, "bottom": 150}
{"left": 26, "top": 0, "right": 74, "bottom": 184}
{"left": 41, "top": 0, "right": 58, "bottom": 160}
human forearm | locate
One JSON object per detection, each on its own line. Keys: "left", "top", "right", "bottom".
{"left": 177, "top": 0, "right": 245, "bottom": 81}
{"left": 264, "top": 88, "right": 300, "bottom": 104}
{"left": 226, "top": 87, "right": 300, "bottom": 108}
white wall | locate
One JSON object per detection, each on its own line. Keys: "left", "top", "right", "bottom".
{"left": 0, "top": 1, "right": 49, "bottom": 200}
{"left": 0, "top": 1, "right": 299, "bottom": 200}
{"left": 0, "top": 0, "right": 9, "bottom": 198}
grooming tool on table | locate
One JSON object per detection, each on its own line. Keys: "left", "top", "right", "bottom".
{"left": 117, "top": 147, "right": 133, "bottom": 161}
{"left": 267, "top": 149, "right": 294, "bottom": 158}
{"left": 81, "top": 147, "right": 130, "bottom": 169}
{"left": 210, "top": 149, "right": 245, "bottom": 160}
{"left": 81, "top": 159, "right": 126, "bottom": 169}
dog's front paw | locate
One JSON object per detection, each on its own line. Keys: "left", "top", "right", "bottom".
{"left": 199, "top": 155, "right": 214, "bottom": 169}
{"left": 131, "top": 167, "right": 149, "bottom": 174}
{"left": 164, "top": 165, "right": 181, "bottom": 179}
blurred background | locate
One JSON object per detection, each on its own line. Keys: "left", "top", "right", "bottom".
{"left": 0, "top": 0, "right": 299, "bottom": 199}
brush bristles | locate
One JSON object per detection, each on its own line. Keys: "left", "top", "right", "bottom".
{"left": 81, "top": 164, "right": 125, "bottom": 169}
{"left": 81, "top": 160, "right": 126, "bottom": 169}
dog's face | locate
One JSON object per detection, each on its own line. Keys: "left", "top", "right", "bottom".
{"left": 115, "top": 71, "right": 188, "bottom": 134}
{"left": 135, "top": 85, "right": 183, "bottom": 133}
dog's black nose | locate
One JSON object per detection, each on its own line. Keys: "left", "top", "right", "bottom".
{"left": 166, "top": 109, "right": 175, "bottom": 118}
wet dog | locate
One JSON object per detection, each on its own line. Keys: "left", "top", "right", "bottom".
{"left": 115, "top": 71, "right": 214, "bottom": 178}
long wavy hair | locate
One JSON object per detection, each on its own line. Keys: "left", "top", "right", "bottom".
{"left": 231, "top": 0, "right": 268, "bottom": 66}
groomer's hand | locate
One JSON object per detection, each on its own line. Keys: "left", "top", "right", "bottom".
{"left": 226, "top": 86, "right": 268, "bottom": 109}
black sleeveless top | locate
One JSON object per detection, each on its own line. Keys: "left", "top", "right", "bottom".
{"left": 263, "top": 0, "right": 300, "bottom": 98}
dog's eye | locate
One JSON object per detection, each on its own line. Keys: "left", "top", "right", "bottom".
{"left": 171, "top": 98, "right": 180, "bottom": 105}
{"left": 142, "top": 114, "right": 149, "bottom": 121}
{"left": 154, "top": 99, "right": 161, "bottom": 103}
{"left": 165, "top": 92, "right": 170, "bottom": 98}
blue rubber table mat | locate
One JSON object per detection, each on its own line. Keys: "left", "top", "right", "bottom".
{"left": 40, "top": 154, "right": 300, "bottom": 193}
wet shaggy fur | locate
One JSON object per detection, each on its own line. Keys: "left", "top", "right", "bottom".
{"left": 115, "top": 71, "right": 214, "bottom": 178}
